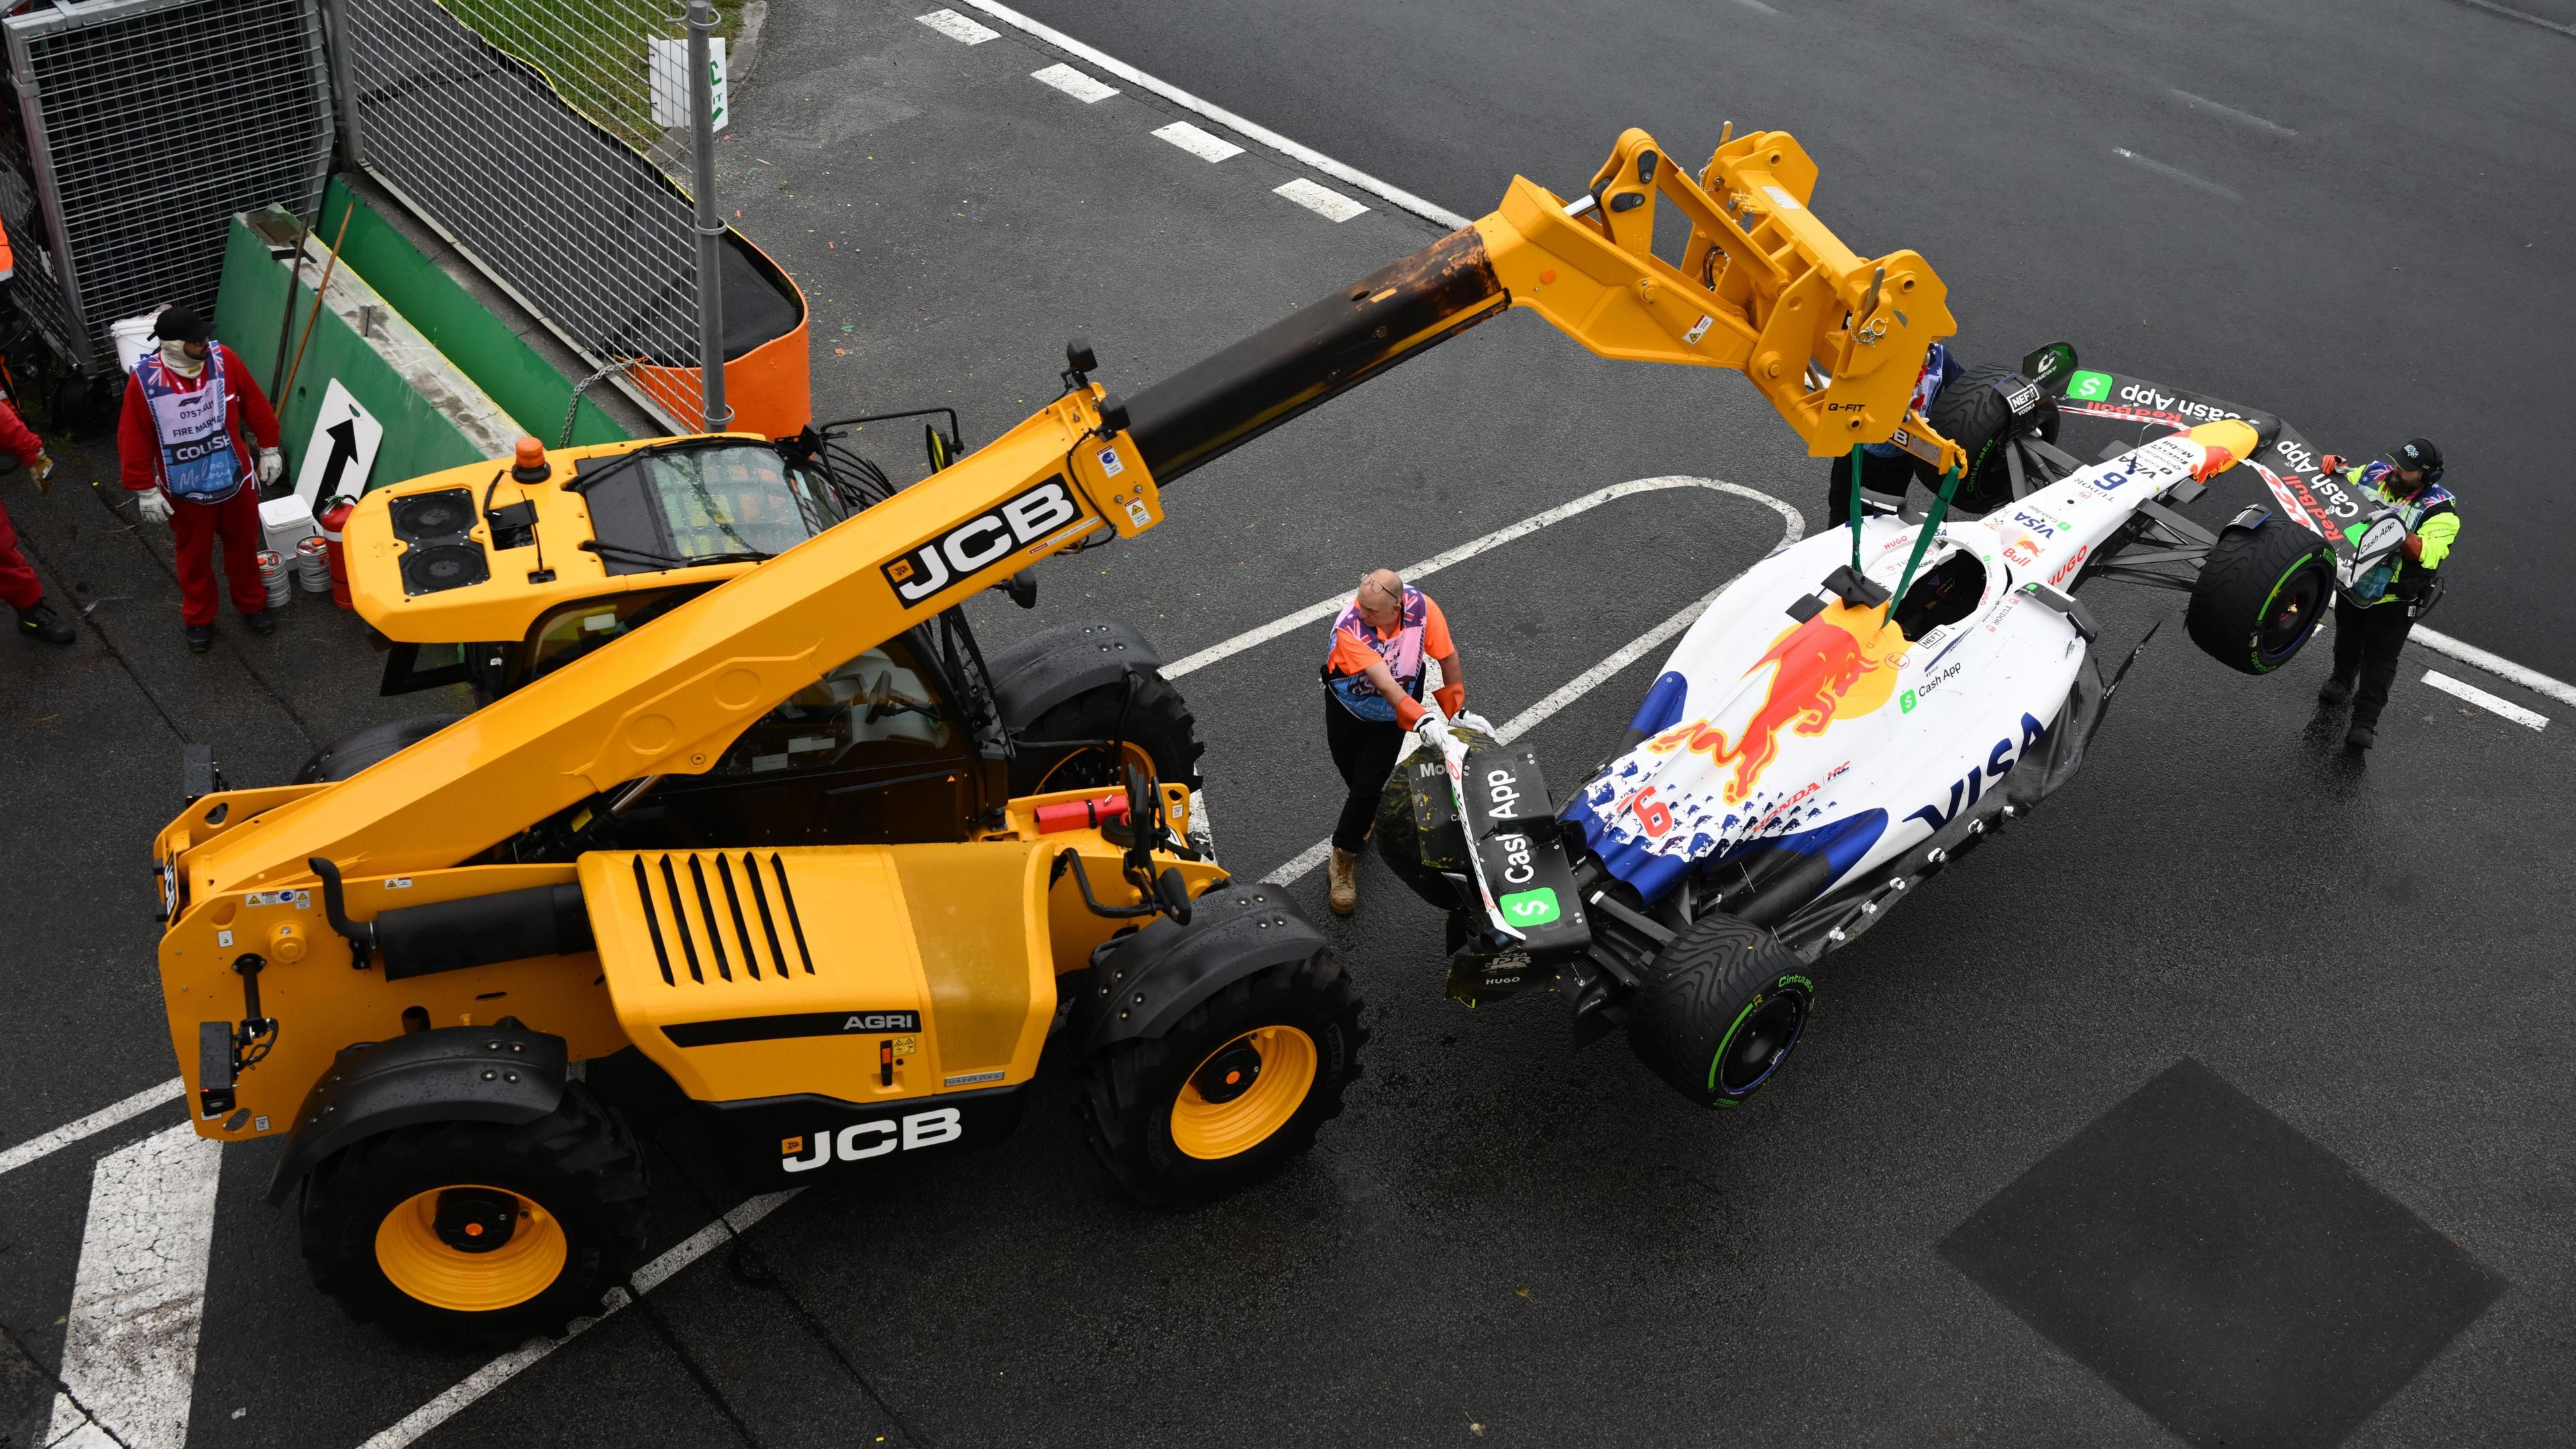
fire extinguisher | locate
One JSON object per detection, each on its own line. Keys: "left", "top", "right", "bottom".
{"left": 319, "top": 495, "right": 356, "bottom": 609}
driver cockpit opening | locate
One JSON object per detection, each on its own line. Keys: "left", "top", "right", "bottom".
{"left": 1892, "top": 549, "right": 1986, "bottom": 641}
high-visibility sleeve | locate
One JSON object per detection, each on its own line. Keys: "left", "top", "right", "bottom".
{"left": 2414, "top": 509, "right": 2459, "bottom": 570}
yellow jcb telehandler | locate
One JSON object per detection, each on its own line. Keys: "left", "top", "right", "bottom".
{"left": 151, "top": 127, "right": 1967, "bottom": 1344}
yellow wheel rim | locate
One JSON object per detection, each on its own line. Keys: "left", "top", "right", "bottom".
{"left": 374, "top": 1185, "right": 568, "bottom": 1313}
{"left": 1035, "top": 740, "right": 1157, "bottom": 794}
{"left": 1169, "top": 1026, "right": 1318, "bottom": 1161}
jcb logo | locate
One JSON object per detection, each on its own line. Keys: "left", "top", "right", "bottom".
{"left": 880, "top": 479, "right": 1083, "bottom": 604}
{"left": 780, "top": 1108, "right": 963, "bottom": 1171}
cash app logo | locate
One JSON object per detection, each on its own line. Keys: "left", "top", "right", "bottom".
{"left": 1900, "top": 688, "right": 1919, "bottom": 713}
{"left": 2065, "top": 370, "right": 2114, "bottom": 402}
{"left": 1497, "top": 888, "right": 1561, "bottom": 926}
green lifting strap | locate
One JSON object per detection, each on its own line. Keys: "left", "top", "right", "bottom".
{"left": 1890, "top": 464, "right": 1966, "bottom": 608}
{"left": 1846, "top": 444, "right": 1865, "bottom": 571}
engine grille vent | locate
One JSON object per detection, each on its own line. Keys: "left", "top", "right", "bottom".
{"left": 631, "top": 852, "right": 816, "bottom": 989}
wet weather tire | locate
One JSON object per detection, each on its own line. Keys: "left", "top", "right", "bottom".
{"left": 1923, "top": 364, "right": 2061, "bottom": 515}
{"left": 299, "top": 1084, "right": 649, "bottom": 1348}
{"left": 1078, "top": 951, "right": 1364, "bottom": 1205}
{"left": 2185, "top": 521, "right": 2336, "bottom": 675}
{"left": 1010, "top": 669, "right": 1204, "bottom": 796}
{"left": 1371, "top": 724, "right": 1503, "bottom": 911}
{"left": 1626, "top": 912, "right": 1817, "bottom": 1110}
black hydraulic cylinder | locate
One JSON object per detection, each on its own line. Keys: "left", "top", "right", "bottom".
{"left": 376, "top": 882, "right": 596, "bottom": 981}
{"left": 1127, "top": 225, "right": 1507, "bottom": 482}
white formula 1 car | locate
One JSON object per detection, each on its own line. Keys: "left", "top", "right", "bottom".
{"left": 1380, "top": 350, "right": 2345, "bottom": 1109}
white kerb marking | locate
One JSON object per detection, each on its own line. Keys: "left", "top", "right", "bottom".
{"left": 362, "top": 1191, "right": 801, "bottom": 1449}
{"left": 1152, "top": 120, "right": 1244, "bottom": 162}
{"left": 0, "top": 1077, "right": 181, "bottom": 1181}
{"left": 1030, "top": 62, "right": 1118, "bottom": 103}
{"left": 1734, "top": 0, "right": 1781, "bottom": 14}
{"left": 958, "top": 0, "right": 1472, "bottom": 229}
{"left": 44, "top": 1122, "right": 223, "bottom": 1449}
{"left": 2110, "top": 148, "right": 2242, "bottom": 203}
{"left": 1256, "top": 484, "right": 1804, "bottom": 886}
{"left": 2422, "top": 669, "right": 2548, "bottom": 731}
{"left": 1275, "top": 178, "right": 1370, "bottom": 223}
{"left": 916, "top": 8, "right": 1000, "bottom": 43}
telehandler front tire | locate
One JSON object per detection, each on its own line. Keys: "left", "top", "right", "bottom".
{"left": 299, "top": 1084, "right": 649, "bottom": 1348}
{"left": 1010, "top": 669, "right": 1204, "bottom": 797}
{"left": 1078, "top": 951, "right": 1364, "bottom": 1205}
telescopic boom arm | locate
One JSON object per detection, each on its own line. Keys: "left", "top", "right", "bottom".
{"left": 174, "top": 126, "right": 1963, "bottom": 896}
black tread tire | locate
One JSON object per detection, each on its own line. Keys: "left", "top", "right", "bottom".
{"left": 1077, "top": 951, "right": 1365, "bottom": 1206}
{"left": 2185, "top": 521, "right": 2336, "bottom": 676}
{"left": 1370, "top": 724, "right": 1503, "bottom": 911}
{"left": 299, "top": 1083, "right": 649, "bottom": 1348}
{"left": 1626, "top": 912, "right": 1817, "bottom": 1110}
{"left": 1923, "top": 364, "right": 2061, "bottom": 515}
{"left": 293, "top": 713, "right": 466, "bottom": 784}
{"left": 1009, "top": 669, "right": 1204, "bottom": 796}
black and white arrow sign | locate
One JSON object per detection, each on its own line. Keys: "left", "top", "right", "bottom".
{"left": 292, "top": 378, "right": 384, "bottom": 509}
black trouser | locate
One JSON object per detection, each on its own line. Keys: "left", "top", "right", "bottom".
{"left": 2330, "top": 594, "right": 2415, "bottom": 729}
{"left": 1324, "top": 692, "right": 1406, "bottom": 854}
{"left": 1824, "top": 449, "right": 1920, "bottom": 527}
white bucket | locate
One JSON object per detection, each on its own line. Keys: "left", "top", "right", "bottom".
{"left": 260, "top": 495, "right": 318, "bottom": 558}
{"left": 109, "top": 311, "right": 162, "bottom": 375}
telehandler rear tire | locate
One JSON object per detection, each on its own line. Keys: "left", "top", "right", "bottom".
{"left": 299, "top": 1084, "right": 649, "bottom": 1347}
{"left": 1078, "top": 951, "right": 1364, "bottom": 1205}
{"left": 1010, "top": 669, "right": 1204, "bottom": 797}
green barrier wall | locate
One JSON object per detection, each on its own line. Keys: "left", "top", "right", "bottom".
{"left": 212, "top": 216, "right": 490, "bottom": 489}
{"left": 314, "top": 177, "right": 629, "bottom": 448}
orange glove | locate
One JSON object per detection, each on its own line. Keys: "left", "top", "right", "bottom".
{"left": 1434, "top": 682, "right": 1465, "bottom": 718}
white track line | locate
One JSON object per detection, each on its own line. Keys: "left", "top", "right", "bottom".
{"left": 2424, "top": 669, "right": 2548, "bottom": 730}
{"left": 0, "top": 1077, "right": 181, "bottom": 1181}
{"left": 914, "top": 8, "right": 998, "bottom": 44}
{"left": 362, "top": 1190, "right": 801, "bottom": 1449}
{"left": 1256, "top": 484, "right": 1804, "bottom": 886}
{"left": 44, "top": 1122, "right": 223, "bottom": 1449}
{"left": 1167, "top": 477, "right": 1798, "bottom": 680}
{"left": 958, "top": 0, "right": 1472, "bottom": 230}
{"left": 2168, "top": 88, "right": 2298, "bottom": 138}
{"left": 1152, "top": 120, "right": 1242, "bottom": 162}
{"left": 2414, "top": 626, "right": 2576, "bottom": 710}
{"left": 1275, "top": 178, "right": 1368, "bottom": 222}
{"left": 2111, "top": 147, "right": 2243, "bottom": 202}
{"left": 1031, "top": 62, "right": 1118, "bottom": 103}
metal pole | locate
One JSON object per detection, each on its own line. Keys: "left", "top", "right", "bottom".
{"left": 686, "top": 0, "right": 730, "bottom": 432}
{"left": 322, "top": 0, "right": 364, "bottom": 170}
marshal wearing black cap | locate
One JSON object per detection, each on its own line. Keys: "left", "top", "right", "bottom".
{"left": 2315, "top": 436, "right": 2459, "bottom": 751}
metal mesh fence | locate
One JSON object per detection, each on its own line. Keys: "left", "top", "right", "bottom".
{"left": 3, "top": 0, "right": 333, "bottom": 369}
{"left": 341, "top": 0, "right": 708, "bottom": 429}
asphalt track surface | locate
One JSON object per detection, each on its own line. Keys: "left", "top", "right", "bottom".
{"left": 0, "top": 2, "right": 2571, "bottom": 1446}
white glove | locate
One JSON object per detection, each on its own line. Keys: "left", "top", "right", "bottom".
{"left": 256, "top": 447, "right": 283, "bottom": 486}
{"left": 1413, "top": 712, "right": 1450, "bottom": 749}
{"left": 133, "top": 489, "right": 172, "bottom": 526}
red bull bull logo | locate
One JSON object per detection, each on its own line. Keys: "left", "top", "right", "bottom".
{"left": 1646, "top": 602, "right": 1906, "bottom": 804}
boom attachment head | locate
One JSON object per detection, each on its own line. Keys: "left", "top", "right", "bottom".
{"left": 1474, "top": 127, "right": 1968, "bottom": 476}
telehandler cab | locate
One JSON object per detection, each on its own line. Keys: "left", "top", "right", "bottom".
{"left": 151, "top": 126, "right": 1969, "bottom": 1344}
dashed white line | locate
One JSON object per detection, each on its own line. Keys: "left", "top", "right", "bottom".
{"left": 914, "top": 7, "right": 999, "bottom": 44}
{"left": 957, "top": 0, "right": 1472, "bottom": 230}
{"left": 44, "top": 1122, "right": 223, "bottom": 1449}
{"left": 1152, "top": 119, "right": 1244, "bottom": 162}
{"left": 2413, "top": 626, "right": 2576, "bottom": 710}
{"left": 0, "top": 1077, "right": 182, "bottom": 1181}
{"left": 1274, "top": 177, "right": 1370, "bottom": 222}
{"left": 2169, "top": 87, "right": 2298, "bottom": 137}
{"left": 361, "top": 1190, "right": 802, "bottom": 1449}
{"left": 1031, "top": 62, "right": 1118, "bottom": 103}
{"left": 2111, "top": 147, "right": 2242, "bottom": 202}
{"left": 2424, "top": 669, "right": 2548, "bottom": 730}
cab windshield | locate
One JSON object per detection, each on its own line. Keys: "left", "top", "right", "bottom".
{"left": 581, "top": 443, "right": 850, "bottom": 574}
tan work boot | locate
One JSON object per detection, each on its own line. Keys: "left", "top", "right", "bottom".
{"left": 1328, "top": 847, "right": 1360, "bottom": 915}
